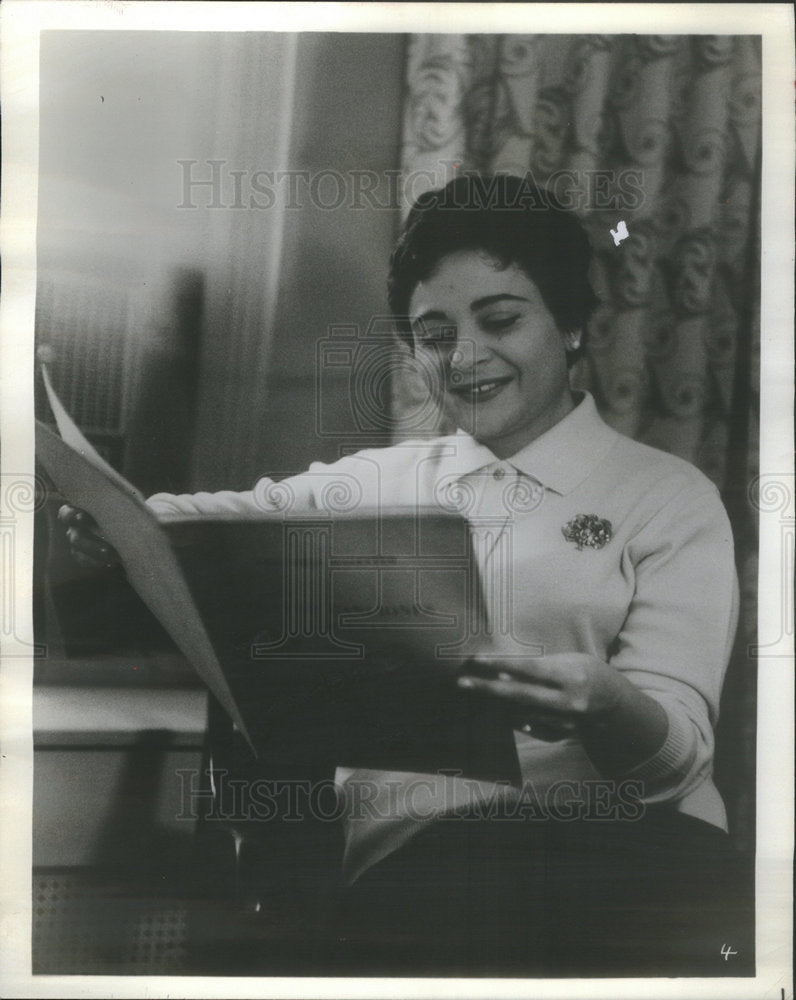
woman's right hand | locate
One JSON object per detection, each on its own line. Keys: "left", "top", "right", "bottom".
{"left": 57, "top": 505, "right": 120, "bottom": 568}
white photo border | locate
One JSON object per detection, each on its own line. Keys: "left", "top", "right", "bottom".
{"left": 1, "top": 3, "right": 793, "bottom": 998}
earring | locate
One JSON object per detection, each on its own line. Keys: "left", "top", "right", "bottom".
{"left": 564, "top": 331, "right": 582, "bottom": 351}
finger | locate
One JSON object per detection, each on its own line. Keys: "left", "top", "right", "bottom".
{"left": 457, "top": 675, "right": 577, "bottom": 740}
{"left": 466, "top": 655, "right": 560, "bottom": 688}
{"left": 456, "top": 674, "right": 569, "bottom": 713}
{"left": 57, "top": 505, "right": 95, "bottom": 529}
{"left": 458, "top": 662, "right": 518, "bottom": 684}
{"left": 57, "top": 504, "right": 78, "bottom": 527}
{"left": 59, "top": 508, "right": 110, "bottom": 546}
{"left": 66, "top": 527, "right": 118, "bottom": 565}
{"left": 522, "top": 719, "right": 577, "bottom": 743}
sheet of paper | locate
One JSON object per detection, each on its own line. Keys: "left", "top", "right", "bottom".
{"left": 40, "top": 363, "right": 145, "bottom": 501}
{"left": 35, "top": 414, "right": 253, "bottom": 749}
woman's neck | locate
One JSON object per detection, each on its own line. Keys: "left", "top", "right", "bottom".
{"left": 478, "top": 390, "right": 579, "bottom": 461}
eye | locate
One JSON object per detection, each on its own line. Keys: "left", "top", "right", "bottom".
{"left": 413, "top": 323, "right": 457, "bottom": 346}
{"left": 481, "top": 312, "right": 520, "bottom": 334}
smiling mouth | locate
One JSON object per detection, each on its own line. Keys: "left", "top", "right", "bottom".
{"left": 448, "top": 376, "right": 513, "bottom": 401}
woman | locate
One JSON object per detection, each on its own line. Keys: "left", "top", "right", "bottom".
{"left": 61, "top": 174, "right": 742, "bottom": 976}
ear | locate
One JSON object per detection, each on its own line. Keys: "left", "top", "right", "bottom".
{"left": 563, "top": 330, "right": 582, "bottom": 352}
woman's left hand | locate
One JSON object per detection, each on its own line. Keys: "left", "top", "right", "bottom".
{"left": 457, "top": 653, "right": 626, "bottom": 742}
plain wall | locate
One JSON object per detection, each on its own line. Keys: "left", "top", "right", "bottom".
{"left": 238, "top": 32, "right": 407, "bottom": 482}
{"left": 36, "top": 31, "right": 407, "bottom": 492}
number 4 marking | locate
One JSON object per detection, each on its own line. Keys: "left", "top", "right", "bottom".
{"left": 720, "top": 943, "right": 737, "bottom": 961}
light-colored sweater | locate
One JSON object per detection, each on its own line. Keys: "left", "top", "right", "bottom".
{"left": 149, "top": 392, "right": 739, "bottom": 883}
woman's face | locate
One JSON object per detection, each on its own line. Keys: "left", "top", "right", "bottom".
{"left": 409, "top": 250, "right": 575, "bottom": 458}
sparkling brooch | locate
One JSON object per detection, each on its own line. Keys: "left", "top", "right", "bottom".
{"left": 562, "top": 514, "right": 613, "bottom": 550}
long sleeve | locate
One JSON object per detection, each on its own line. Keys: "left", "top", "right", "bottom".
{"left": 610, "top": 484, "right": 739, "bottom": 803}
{"left": 146, "top": 463, "right": 341, "bottom": 519}
{"left": 147, "top": 487, "right": 265, "bottom": 517}
{"left": 145, "top": 444, "right": 428, "bottom": 520}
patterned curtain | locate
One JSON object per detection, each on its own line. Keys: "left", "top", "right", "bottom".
{"left": 395, "top": 34, "right": 761, "bottom": 853}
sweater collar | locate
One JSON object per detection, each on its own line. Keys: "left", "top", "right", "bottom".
{"left": 440, "top": 392, "right": 618, "bottom": 496}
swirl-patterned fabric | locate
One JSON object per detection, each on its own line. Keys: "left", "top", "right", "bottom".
{"left": 394, "top": 33, "right": 760, "bottom": 852}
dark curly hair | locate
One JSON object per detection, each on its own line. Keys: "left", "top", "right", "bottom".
{"left": 388, "top": 173, "right": 599, "bottom": 367}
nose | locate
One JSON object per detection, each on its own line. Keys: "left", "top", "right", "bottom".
{"left": 448, "top": 326, "right": 493, "bottom": 379}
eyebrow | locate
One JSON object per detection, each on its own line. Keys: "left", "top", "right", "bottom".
{"left": 412, "top": 294, "right": 529, "bottom": 330}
